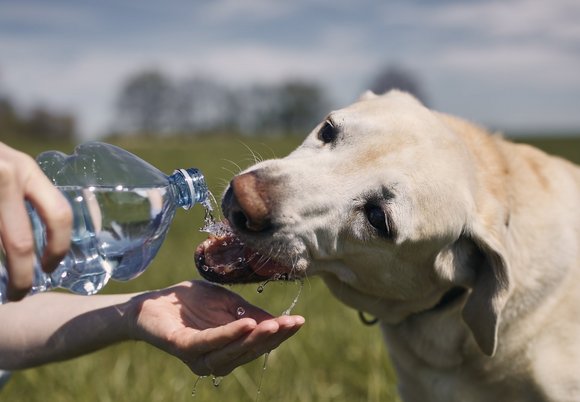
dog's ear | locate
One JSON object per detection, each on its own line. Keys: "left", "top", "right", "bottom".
{"left": 358, "top": 90, "right": 378, "bottom": 101}
{"left": 461, "top": 224, "right": 511, "bottom": 357}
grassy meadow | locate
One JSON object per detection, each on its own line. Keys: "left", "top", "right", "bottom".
{"left": 2, "top": 133, "right": 579, "bottom": 402}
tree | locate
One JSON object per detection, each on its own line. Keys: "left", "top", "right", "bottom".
{"left": 0, "top": 96, "right": 76, "bottom": 141}
{"left": 23, "top": 106, "right": 76, "bottom": 140}
{"left": 115, "top": 70, "right": 175, "bottom": 135}
{"left": 242, "top": 80, "right": 330, "bottom": 135}
{"left": 274, "top": 80, "right": 329, "bottom": 134}
{"left": 0, "top": 96, "right": 19, "bottom": 134}
{"left": 112, "top": 69, "right": 331, "bottom": 137}
{"left": 368, "top": 65, "right": 429, "bottom": 105}
{"left": 171, "top": 77, "right": 238, "bottom": 134}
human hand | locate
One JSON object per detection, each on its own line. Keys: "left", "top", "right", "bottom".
{"left": 0, "top": 142, "right": 72, "bottom": 301}
{"left": 129, "top": 280, "right": 305, "bottom": 376}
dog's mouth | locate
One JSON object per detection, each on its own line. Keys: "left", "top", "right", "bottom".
{"left": 195, "top": 221, "right": 295, "bottom": 284}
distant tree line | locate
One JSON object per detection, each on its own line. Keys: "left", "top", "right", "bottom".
{"left": 112, "top": 65, "right": 427, "bottom": 137}
{"left": 0, "top": 95, "right": 76, "bottom": 141}
{"left": 112, "top": 70, "right": 331, "bottom": 137}
{"left": 0, "top": 64, "right": 426, "bottom": 140}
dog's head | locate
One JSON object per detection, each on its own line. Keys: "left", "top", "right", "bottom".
{"left": 196, "top": 90, "right": 511, "bottom": 356}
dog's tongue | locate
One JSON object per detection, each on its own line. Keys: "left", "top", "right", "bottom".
{"left": 195, "top": 223, "right": 289, "bottom": 284}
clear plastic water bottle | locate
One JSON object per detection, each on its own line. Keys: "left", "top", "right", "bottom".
{"left": 0, "top": 142, "right": 209, "bottom": 303}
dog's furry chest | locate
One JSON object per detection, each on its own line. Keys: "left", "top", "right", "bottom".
{"left": 382, "top": 319, "right": 537, "bottom": 402}
{"left": 380, "top": 305, "right": 580, "bottom": 402}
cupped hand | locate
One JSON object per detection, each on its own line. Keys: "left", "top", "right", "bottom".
{"left": 0, "top": 142, "right": 72, "bottom": 301}
{"left": 129, "top": 280, "right": 305, "bottom": 376}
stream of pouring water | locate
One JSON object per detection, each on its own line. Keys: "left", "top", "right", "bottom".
{"left": 255, "top": 279, "right": 304, "bottom": 402}
{"left": 191, "top": 375, "right": 223, "bottom": 397}
{"left": 200, "top": 197, "right": 227, "bottom": 235}
{"left": 282, "top": 279, "right": 304, "bottom": 316}
{"left": 191, "top": 376, "right": 206, "bottom": 397}
{"left": 191, "top": 279, "right": 304, "bottom": 399}
{"left": 194, "top": 191, "right": 305, "bottom": 400}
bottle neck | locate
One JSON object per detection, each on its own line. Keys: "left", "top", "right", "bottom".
{"left": 169, "top": 168, "right": 209, "bottom": 210}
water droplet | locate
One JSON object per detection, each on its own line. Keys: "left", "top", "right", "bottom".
{"left": 202, "top": 201, "right": 215, "bottom": 228}
{"left": 202, "top": 266, "right": 209, "bottom": 272}
{"left": 256, "top": 278, "right": 271, "bottom": 293}
{"left": 282, "top": 279, "right": 304, "bottom": 315}
{"left": 236, "top": 306, "right": 245, "bottom": 317}
{"left": 212, "top": 376, "right": 223, "bottom": 387}
{"left": 191, "top": 375, "right": 206, "bottom": 397}
{"left": 255, "top": 352, "right": 270, "bottom": 402}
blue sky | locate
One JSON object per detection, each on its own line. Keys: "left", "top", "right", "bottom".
{"left": 1, "top": 0, "right": 579, "bottom": 139}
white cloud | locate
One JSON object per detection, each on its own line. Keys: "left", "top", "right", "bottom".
{"left": 435, "top": 43, "right": 580, "bottom": 87}
{"left": 0, "top": 2, "right": 96, "bottom": 31}
{"left": 416, "top": 0, "right": 580, "bottom": 41}
{"left": 201, "top": 0, "right": 299, "bottom": 23}
{"left": 1, "top": 0, "right": 579, "bottom": 138}
{"left": 377, "top": 0, "right": 580, "bottom": 98}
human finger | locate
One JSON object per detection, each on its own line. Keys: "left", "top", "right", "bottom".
{"left": 24, "top": 165, "right": 72, "bottom": 272}
{"left": 0, "top": 159, "right": 34, "bottom": 300}
{"left": 178, "top": 318, "right": 258, "bottom": 375}
{"left": 179, "top": 317, "right": 258, "bottom": 355}
{"left": 203, "top": 315, "right": 305, "bottom": 376}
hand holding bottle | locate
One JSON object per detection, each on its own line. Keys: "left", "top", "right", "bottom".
{"left": 1, "top": 141, "right": 210, "bottom": 302}
{"left": 0, "top": 142, "right": 72, "bottom": 301}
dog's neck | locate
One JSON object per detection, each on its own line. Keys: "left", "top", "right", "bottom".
{"left": 423, "top": 286, "right": 467, "bottom": 313}
{"left": 380, "top": 287, "right": 473, "bottom": 370}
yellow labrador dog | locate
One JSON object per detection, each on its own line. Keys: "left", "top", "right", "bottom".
{"left": 196, "top": 90, "right": 580, "bottom": 402}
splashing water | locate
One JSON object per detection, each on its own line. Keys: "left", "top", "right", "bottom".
{"left": 255, "top": 352, "right": 269, "bottom": 402}
{"left": 191, "top": 375, "right": 206, "bottom": 397}
{"left": 212, "top": 376, "right": 224, "bottom": 387}
{"left": 256, "top": 273, "right": 289, "bottom": 294}
{"left": 282, "top": 279, "right": 304, "bottom": 316}
{"left": 201, "top": 200, "right": 216, "bottom": 230}
{"left": 190, "top": 375, "right": 225, "bottom": 396}
{"left": 199, "top": 191, "right": 232, "bottom": 237}
{"left": 196, "top": 189, "right": 306, "bottom": 401}
{"left": 254, "top": 279, "right": 304, "bottom": 401}
{"left": 256, "top": 282, "right": 267, "bottom": 293}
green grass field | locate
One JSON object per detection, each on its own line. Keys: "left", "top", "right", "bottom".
{"left": 1, "top": 133, "right": 579, "bottom": 402}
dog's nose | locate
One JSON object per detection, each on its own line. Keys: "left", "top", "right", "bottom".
{"left": 222, "top": 171, "right": 272, "bottom": 232}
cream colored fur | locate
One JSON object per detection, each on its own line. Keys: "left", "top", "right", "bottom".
{"left": 235, "top": 90, "right": 580, "bottom": 402}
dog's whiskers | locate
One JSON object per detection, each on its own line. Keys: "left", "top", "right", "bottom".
{"left": 238, "top": 141, "right": 266, "bottom": 164}
{"left": 221, "top": 159, "right": 244, "bottom": 175}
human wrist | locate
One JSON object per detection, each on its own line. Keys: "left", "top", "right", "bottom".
{"left": 117, "top": 291, "right": 147, "bottom": 342}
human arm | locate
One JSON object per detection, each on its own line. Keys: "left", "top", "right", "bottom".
{"left": 0, "top": 280, "right": 304, "bottom": 376}
{"left": 0, "top": 142, "right": 72, "bottom": 301}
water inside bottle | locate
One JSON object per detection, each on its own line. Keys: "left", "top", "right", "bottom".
{"left": 43, "top": 185, "right": 175, "bottom": 294}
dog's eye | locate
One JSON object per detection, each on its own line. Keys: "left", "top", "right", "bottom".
{"left": 318, "top": 121, "right": 337, "bottom": 144}
{"left": 364, "top": 204, "right": 390, "bottom": 237}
